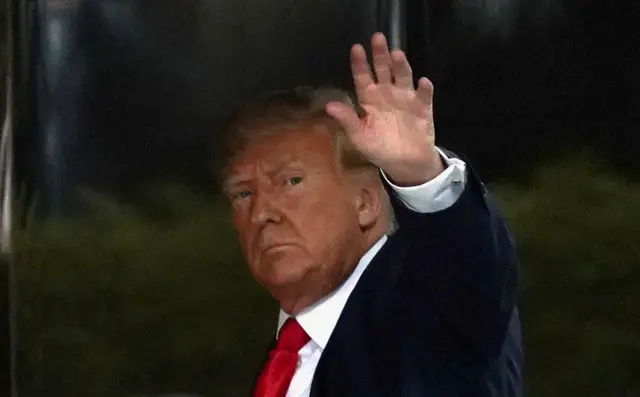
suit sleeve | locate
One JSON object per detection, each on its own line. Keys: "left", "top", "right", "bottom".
{"left": 383, "top": 150, "right": 519, "bottom": 366}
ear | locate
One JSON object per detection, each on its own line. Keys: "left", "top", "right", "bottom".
{"left": 350, "top": 173, "right": 383, "bottom": 230}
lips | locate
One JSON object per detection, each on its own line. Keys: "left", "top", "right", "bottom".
{"left": 261, "top": 243, "right": 296, "bottom": 254}
{"left": 264, "top": 244, "right": 293, "bottom": 251}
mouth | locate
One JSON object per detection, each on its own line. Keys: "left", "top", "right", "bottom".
{"left": 262, "top": 244, "right": 296, "bottom": 253}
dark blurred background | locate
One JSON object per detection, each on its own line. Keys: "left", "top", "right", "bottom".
{"left": 0, "top": 0, "right": 638, "bottom": 396}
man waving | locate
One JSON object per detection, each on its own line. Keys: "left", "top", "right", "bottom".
{"left": 220, "top": 32, "right": 523, "bottom": 397}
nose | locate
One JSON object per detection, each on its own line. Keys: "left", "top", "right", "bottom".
{"left": 250, "top": 189, "right": 282, "bottom": 225}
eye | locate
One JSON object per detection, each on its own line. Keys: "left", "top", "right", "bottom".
{"left": 285, "top": 176, "right": 304, "bottom": 186}
{"left": 231, "top": 189, "right": 252, "bottom": 201}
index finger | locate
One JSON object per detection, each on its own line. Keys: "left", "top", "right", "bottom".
{"left": 350, "top": 44, "right": 374, "bottom": 100}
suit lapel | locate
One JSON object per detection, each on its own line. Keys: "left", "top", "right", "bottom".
{"left": 310, "top": 233, "right": 411, "bottom": 397}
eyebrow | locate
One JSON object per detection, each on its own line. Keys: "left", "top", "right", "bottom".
{"left": 223, "top": 159, "right": 304, "bottom": 192}
{"left": 271, "top": 159, "right": 304, "bottom": 174}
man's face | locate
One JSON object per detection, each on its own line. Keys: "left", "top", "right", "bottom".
{"left": 224, "top": 123, "right": 366, "bottom": 309}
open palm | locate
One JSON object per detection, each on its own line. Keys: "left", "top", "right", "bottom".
{"left": 326, "top": 33, "right": 441, "bottom": 184}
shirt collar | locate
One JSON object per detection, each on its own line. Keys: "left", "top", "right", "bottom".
{"left": 277, "top": 235, "right": 388, "bottom": 349}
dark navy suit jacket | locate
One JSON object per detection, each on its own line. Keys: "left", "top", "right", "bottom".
{"left": 256, "top": 158, "right": 523, "bottom": 397}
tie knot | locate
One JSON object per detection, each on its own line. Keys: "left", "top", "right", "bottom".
{"left": 276, "top": 318, "right": 310, "bottom": 352}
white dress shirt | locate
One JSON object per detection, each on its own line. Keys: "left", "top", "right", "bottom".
{"left": 277, "top": 148, "right": 467, "bottom": 397}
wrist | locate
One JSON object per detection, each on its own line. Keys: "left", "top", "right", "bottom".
{"left": 384, "top": 153, "right": 445, "bottom": 187}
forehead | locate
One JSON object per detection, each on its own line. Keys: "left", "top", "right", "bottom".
{"left": 226, "top": 123, "right": 338, "bottom": 177}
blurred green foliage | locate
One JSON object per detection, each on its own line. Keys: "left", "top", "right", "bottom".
{"left": 493, "top": 153, "right": 640, "bottom": 397}
{"left": 13, "top": 188, "right": 276, "bottom": 397}
{"left": 12, "top": 154, "right": 640, "bottom": 397}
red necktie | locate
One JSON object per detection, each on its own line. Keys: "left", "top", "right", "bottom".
{"left": 254, "top": 318, "right": 311, "bottom": 397}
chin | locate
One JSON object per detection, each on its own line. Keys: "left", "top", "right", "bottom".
{"left": 254, "top": 247, "right": 306, "bottom": 279}
{"left": 264, "top": 265, "right": 308, "bottom": 289}
{"left": 255, "top": 258, "right": 312, "bottom": 292}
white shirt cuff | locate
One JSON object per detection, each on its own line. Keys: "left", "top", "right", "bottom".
{"left": 381, "top": 147, "right": 467, "bottom": 213}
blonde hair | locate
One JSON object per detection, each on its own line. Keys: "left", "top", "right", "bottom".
{"left": 218, "top": 86, "right": 373, "bottom": 173}
{"left": 217, "top": 86, "right": 397, "bottom": 234}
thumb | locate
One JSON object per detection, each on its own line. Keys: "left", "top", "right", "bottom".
{"left": 325, "top": 101, "right": 363, "bottom": 135}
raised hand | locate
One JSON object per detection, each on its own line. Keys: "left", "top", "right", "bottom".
{"left": 326, "top": 33, "right": 444, "bottom": 186}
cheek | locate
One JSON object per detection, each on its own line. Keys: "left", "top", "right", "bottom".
{"left": 291, "top": 194, "right": 357, "bottom": 246}
{"left": 231, "top": 216, "right": 255, "bottom": 259}
{"left": 231, "top": 214, "right": 245, "bottom": 241}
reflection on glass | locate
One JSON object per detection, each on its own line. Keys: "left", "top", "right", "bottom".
{"left": 14, "top": 0, "right": 375, "bottom": 396}
{"left": 9, "top": 0, "right": 640, "bottom": 396}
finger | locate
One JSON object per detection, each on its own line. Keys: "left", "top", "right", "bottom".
{"left": 416, "top": 77, "right": 434, "bottom": 106}
{"left": 325, "top": 101, "right": 363, "bottom": 136}
{"left": 371, "top": 32, "right": 393, "bottom": 85}
{"left": 350, "top": 44, "right": 374, "bottom": 99}
{"left": 391, "top": 49, "right": 413, "bottom": 89}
